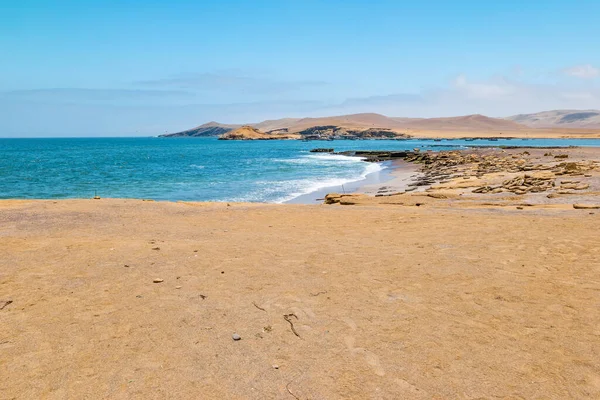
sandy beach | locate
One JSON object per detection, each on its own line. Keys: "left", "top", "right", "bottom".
{"left": 1, "top": 146, "right": 600, "bottom": 399}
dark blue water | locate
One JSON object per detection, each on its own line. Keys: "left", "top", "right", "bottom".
{"left": 1, "top": 137, "right": 599, "bottom": 202}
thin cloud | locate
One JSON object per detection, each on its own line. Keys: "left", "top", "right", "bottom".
{"left": 3, "top": 88, "right": 192, "bottom": 101}
{"left": 562, "top": 64, "right": 600, "bottom": 79}
{"left": 135, "top": 72, "right": 328, "bottom": 94}
{"left": 340, "top": 93, "right": 423, "bottom": 107}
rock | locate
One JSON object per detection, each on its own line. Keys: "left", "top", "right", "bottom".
{"left": 561, "top": 183, "right": 589, "bottom": 190}
{"left": 427, "top": 193, "right": 447, "bottom": 199}
{"left": 175, "top": 286, "right": 182, "bottom": 289}
{"left": 516, "top": 206, "right": 524, "bottom": 210}
{"left": 310, "top": 148, "right": 334, "bottom": 153}
{"left": 573, "top": 204, "right": 600, "bottom": 210}
{"left": 526, "top": 171, "right": 555, "bottom": 180}
{"left": 324, "top": 193, "right": 342, "bottom": 204}
{"left": 153, "top": 278, "right": 164, "bottom": 283}
{"left": 232, "top": 333, "right": 241, "bottom": 341}
{"left": 272, "top": 364, "right": 279, "bottom": 369}
{"left": 554, "top": 154, "right": 569, "bottom": 159}
{"left": 472, "top": 186, "right": 492, "bottom": 193}
{"left": 562, "top": 162, "right": 580, "bottom": 172}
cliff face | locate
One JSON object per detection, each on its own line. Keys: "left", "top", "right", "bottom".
{"left": 219, "top": 126, "right": 300, "bottom": 140}
{"left": 298, "top": 126, "right": 409, "bottom": 139}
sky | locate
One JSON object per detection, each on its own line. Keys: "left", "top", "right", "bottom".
{"left": 1, "top": 0, "right": 600, "bottom": 137}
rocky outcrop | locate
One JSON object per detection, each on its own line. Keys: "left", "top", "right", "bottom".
{"left": 299, "top": 126, "right": 408, "bottom": 140}
{"left": 219, "top": 126, "right": 300, "bottom": 140}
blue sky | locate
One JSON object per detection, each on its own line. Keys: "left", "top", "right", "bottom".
{"left": 1, "top": 0, "right": 599, "bottom": 136}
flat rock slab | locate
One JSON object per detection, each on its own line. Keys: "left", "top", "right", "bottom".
{"left": 573, "top": 203, "right": 600, "bottom": 209}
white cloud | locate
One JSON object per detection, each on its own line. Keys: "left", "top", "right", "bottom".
{"left": 562, "top": 64, "right": 600, "bottom": 79}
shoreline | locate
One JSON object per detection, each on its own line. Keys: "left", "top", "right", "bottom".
{"left": 284, "top": 160, "right": 395, "bottom": 204}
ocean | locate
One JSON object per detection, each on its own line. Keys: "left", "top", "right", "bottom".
{"left": 2, "top": 137, "right": 600, "bottom": 203}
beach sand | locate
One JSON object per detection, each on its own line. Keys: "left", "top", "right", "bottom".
{"left": 1, "top": 194, "right": 599, "bottom": 398}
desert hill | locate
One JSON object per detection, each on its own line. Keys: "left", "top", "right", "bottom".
{"left": 163, "top": 113, "right": 525, "bottom": 138}
{"left": 507, "top": 110, "right": 600, "bottom": 128}
{"left": 256, "top": 113, "right": 525, "bottom": 132}
{"left": 401, "top": 114, "right": 525, "bottom": 131}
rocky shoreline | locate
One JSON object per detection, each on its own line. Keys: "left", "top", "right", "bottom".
{"left": 317, "top": 147, "right": 600, "bottom": 209}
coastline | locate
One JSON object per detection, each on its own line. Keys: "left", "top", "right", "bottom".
{"left": 284, "top": 160, "right": 395, "bottom": 204}
{"left": 354, "top": 160, "right": 421, "bottom": 196}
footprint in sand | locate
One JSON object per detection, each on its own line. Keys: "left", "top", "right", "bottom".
{"left": 344, "top": 334, "right": 385, "bottom": 376}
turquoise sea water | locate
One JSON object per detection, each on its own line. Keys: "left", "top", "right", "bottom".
{"left": 1, "top": 137, "right": 599, "bottom": 203}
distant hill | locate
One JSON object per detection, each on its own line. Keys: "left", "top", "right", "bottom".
{"left": 163, "top": 113, "right": 525, "bottom": 137}
{"left": 159, "top": 122, "right": 239, "bottom": 137}
{"left": 396, "top": 114, "right": 526, "bottom": 131}
{"left": 507, "top": 110, "right": 600, "bottom": 128}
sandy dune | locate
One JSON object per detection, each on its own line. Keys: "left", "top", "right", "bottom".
{"left": 1, "top": 198, "right": 599, "bottom": 399}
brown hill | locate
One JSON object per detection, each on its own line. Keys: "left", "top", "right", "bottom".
{"left": 507, "top": 110, "right": 600, "bottom": 128}
{"left": 165, "top": 111, "right": 600, "bottom": 139}
{"left": 255, "top": 113, "right": 524, "bottom": 133}
{"left": 400, "top": 114, "right": 526, "bottom": 131}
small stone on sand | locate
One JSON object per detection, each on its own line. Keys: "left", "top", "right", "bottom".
{"left": 272, "top": 364, "right": 279, "bottom": 369}
{"left": 153, "top": 278, "right": 164, "bottom": 283}
{"left": 232, "top": 333, "right": 241, "bottom": 341}
{"left": 175, "top": 286, "right": 182, "bottom": 289}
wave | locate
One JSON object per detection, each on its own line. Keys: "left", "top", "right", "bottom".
{"left": 274, "top": 153, "right": 366, "bottom": 166}
{"left": 303, "top": 153, "right": 367, "bottom": 162}
{"left": 224, "top": 153, "right": 384, "bottom": 203}
{"left": 273, "top": 161, "right": 384, "bottom": 203}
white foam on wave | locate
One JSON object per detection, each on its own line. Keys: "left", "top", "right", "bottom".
{"left": 190, "top": 164, "right": 205, "bottom": 169}
{"left": 273, "top": 161, "right": 384, "bottom": 203}
{"left": 275, "top": 153, "right": 365, "bottom": 165}
{"left": 304, "top": 153, "right": 367, "bottom": 162}
{"left": 226, "top": 153, "right": 384, "bottom": 203}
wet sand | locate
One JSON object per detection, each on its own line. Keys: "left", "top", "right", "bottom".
{"left": 286, "top": 161, "right": 397, "bottom": 204}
